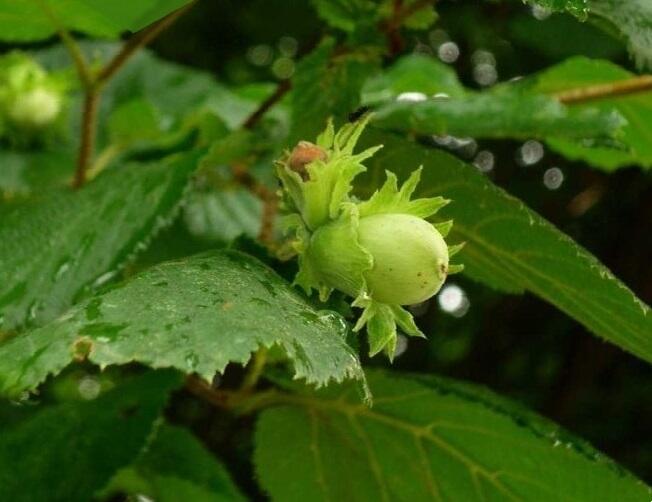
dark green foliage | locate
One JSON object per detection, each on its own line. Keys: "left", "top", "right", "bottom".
{"left": 0, "top": 370, "right": 182, "bottom": 502}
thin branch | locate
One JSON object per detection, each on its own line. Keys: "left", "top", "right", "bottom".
{"left": 73, "top": 90, "right": 100, "bottom": 188}
{"left": 57, "top": 29, "right": 94, "bottom": 87}
{"left": 70, "top": 1, "right": 196, "bottom": 188}
{"left": 96, "top": 1, "right": 197, "bottom": 85}
{"left": 242, "top": 79, "right": 292, "bottom": 129}
{"left": 35, "top": 0, "right": 93, "bottom": 87}
{"left": 232, "top": 163, "right": 279, "bottom": 248}
{"left": 240, "top": 347, "right": 269, "bottom": 392}
{"left": 381, "top": 0, "right": 434, "bottom": 56}
{"left": 392, "top": 0, "right": 433, "bottom": 27}
{"left": 185, "top": 375, "right": 231, "bottom": 408}
{"left": 554, "top": 75, "right": 652, "bottom": 104}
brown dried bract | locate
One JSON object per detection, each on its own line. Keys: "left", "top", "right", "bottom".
{"left": 288, "top": 141, "right": 327, "bottom": 179}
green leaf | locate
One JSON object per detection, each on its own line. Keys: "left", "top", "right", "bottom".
{"left": 184, "top": 188, "right": 263, "bottom": 242}
{"left": 36, "top": 42, "right": 266, "bottom": 142}
{"left": 590, "top": 0, "right": 652, "bottom": 70}
{"left": 527, "top": 56, "right": 652, "bottom": 171}
{"left": 106, "top": 49, "right": 264, "bottom": 132}
{"left": 524, "top": 0, "right": 589, "bottom": 19}
{"left": 107, "top": 97, "right": 162, "bottom": 146}
{"left": 0, "top": 250, "right": 364, "bottom": 397}
{"left": 372, "top": 89, "right": 625, "bottom": 141}
{"left": 0, "top": 0, "right": 194, "bottom": 42}
{"left": 0, "top": 369, "right": 181, "bottom": 502}
{"left": 508, "top": 13, "right": 626, "bottom": 61}
{"left": 525, "top": 0, "right": 652, "bottom": 69}
{"left": 361, "top": 54, "right": 465, "bottom": 105}
{"left": 310, "top": 0, "right": 377, "bottom": 32}
{"left": 366, "top": 55, "right": 625, "bottom": 142}
{"left": 0, "top": 148, "right": 75, "bottom": 198}
{"left": 357, "top": 131, "right": 652, "bottom": 365}
{"left": 255, "top": 370, "right": 650, "bottom": 501}
{"left": 0, "top": 151, "right": 200, "bottom": 331}
{"left": 290, "top": 38, "right": 380, "bottom": 145}
{"left": 104, "top": 424, "right": 245, "bottom": 501}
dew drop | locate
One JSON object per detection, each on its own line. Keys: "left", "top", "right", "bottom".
{"left": 543, "top": 167, "right": 564, "bottom": 190}
{"left": 318, "top": 311, "right": 348, "bottom": 336}
{"left": 518, "top": 140, "right": 544, "bottom": 166}
{"left": 396, "top": 91, "right": 427, "bottom": 103}
{"left": 54, "top": 259, "right": 72, "bottom": 281}
{"left": 473, "top": 150, "right": 495, "bottom": 173}
{"left": 437, "top": 41, "right": 460, "bottom": 63}
{"left": 27, "top": 301, "right": 40, "bottom": 321}
{"left": 437, "top": 284, "right": 470, "bottom": 318}
{"left": 92, "top": 271, "right": 117, "bottom": 289}
{"left": 473, "top": 63, "right": 498, "bottom": 87}
{"left": 531, "top": 5, "right": 552, "bottom": 20}
{"left": 78, "top": 375, "right": 101, "bottom": 400}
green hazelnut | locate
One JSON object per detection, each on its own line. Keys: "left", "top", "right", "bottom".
{"left": 277, "top": 117, "right": 463, "bottom": 358}
{"left": 0, "top": 51, "right": 67, "bottom": 141}
{"left": 357, "top": 213, "right": 448, "bottom": 305}
{"left": 6, "top": 87, "right": 62, "bottom": 128}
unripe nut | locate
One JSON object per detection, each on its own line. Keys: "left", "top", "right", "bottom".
{"left": 358, "top": 213, "right": 448, "bottom": 305}
{"left": 7, "top": 87, "right": 62, "bottom": 128}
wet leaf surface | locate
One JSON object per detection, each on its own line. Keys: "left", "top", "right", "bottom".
{"left": 0, "top": 250, "right": 364, "bottom": 397}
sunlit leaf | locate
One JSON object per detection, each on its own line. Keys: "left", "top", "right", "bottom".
{"left": 0, "top": 250, "right": 364, "bottom": 397}
{"left": 373, "top": 91, "right": 624, "bottom": 141}
{"left": 527, "top": 56, "right": 652, "bottom": 171}
{"left": 361, "top": 55, "right": 465, "bottom": 105}
{"left": 0, "top": 152, "right": 201, "bottom": 331}
{"left": 367, "top": 55, "right": 625, "bottom": 143}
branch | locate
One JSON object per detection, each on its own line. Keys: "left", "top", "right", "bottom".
{"left": 96, "top": 1, "right": 197, "bottom": 85}
{"left": 381, "top": 0, "right": 434, "bottom": 56}
{"left": 35, "top": 0, "right": 93, "bottom": 87}
{"left": 71, "top": 1, "right": 196, "bottom": 188}
{"left": 242, "top": 79, "right": 292, "bottom": 129}
{"left": 239, "top": 347, "right": 269, "bottom": 391}
{"left": 232, "top": 163, "right": 279, "bottom": 248}
{"left": 72, "top": 91, "right": 100, "bottom": 188}
{"left": 554, "top": 74, "right": 652, "bottom": 104}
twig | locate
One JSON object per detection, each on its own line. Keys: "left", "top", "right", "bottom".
{"left": 64, "top": 2, "right": 196, "bottom": 188}
{"left": 382, "top": 0, "right": 434, "bottom": 56}
{"left": 185, "top": 374, "right": 231, "bottom": 408}
{"left": 35, "top": 0, "right": 93, "bottom": 86}
{"left": 96, "top": 1, "right": 197, "bottom": 84}
{"left": 232, "top": 163, "right": 279, "bottom": 247}
{"left": 554, "top": 75, "right": 652, "bottom": 104}
{"left": 73, "top": 91, "right": 100, "bottom": 188}
{"left": 240, "top": 347, "right": 269, "bottom": 392}
{"left": 242, "top": 79, "right": 292, "bottom": 130}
